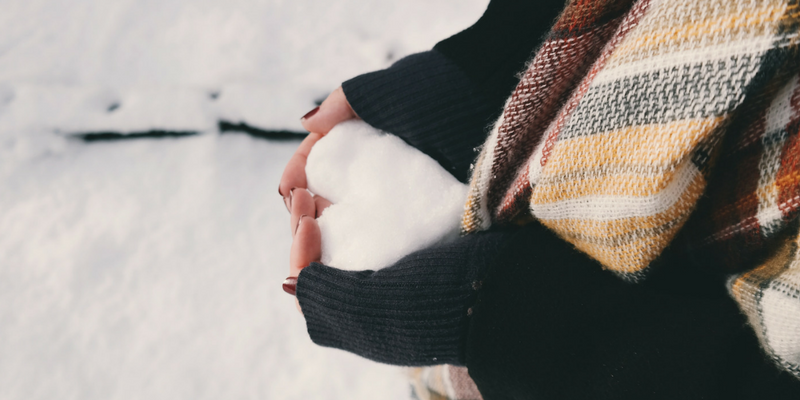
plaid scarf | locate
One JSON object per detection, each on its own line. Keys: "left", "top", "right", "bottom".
{"left": 414, "top": 0, "right": 800, "bottom": 398}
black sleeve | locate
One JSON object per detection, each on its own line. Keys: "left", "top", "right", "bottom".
{"left": 342, "top": 0, "right": 566, "bottom": 182}
{"left": 465, "top": 223, "right": 800, "bottom": 400}
{"left": 295, "top": 230, "right": 507, "bottom": 366}
{"left": 297, "top": 220, "right": 800, "bottom": 395}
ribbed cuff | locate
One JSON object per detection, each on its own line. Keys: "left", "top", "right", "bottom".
{"left": 342, "top": 50, "right": 495, "bottom": 183}
{"left": 296, "top": 231, "right": 506, "bottom": 366}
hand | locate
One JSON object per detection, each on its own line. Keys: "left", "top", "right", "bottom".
{"left": 278, "top": 86, "right": 357, "bottom": 209}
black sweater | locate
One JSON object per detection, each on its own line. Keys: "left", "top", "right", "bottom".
{"left": 295, "top": 0, "right": 800, "bottom": 398}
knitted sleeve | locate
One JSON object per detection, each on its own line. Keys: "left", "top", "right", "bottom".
{"left": 295, "top": 229, "right": 506, "bottom": 366}
{"left": 465, "top": 223, "right": 800, "bottom": 399}
{"left": 342, "top": 0, "right": 565, "bottom": 182}
{"left": 296, "top": 221, "right": 800, "bottom": 395}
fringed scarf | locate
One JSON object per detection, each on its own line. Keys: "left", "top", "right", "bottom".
{"left": 416, "top": 0, "right": 800, "bottom": 398}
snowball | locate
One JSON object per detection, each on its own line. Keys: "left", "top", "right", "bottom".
{"left": 306, "top": 120, "right": 468, "bottom": 271}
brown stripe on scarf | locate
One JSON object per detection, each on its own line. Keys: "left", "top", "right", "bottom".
{"left": 490, "top": 0, "right": 653, "bottom": 226}
{"left": 481, "top": 0, "right": 636, "bottom": 220}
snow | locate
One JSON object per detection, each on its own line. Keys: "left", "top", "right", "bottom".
{"left": 307, "top": 120, "right": 467, "bottom": 271}
{"left": 0, "top": 0, "right": 489, "bottom": 136}
{"left": 1, "top": 135, "right": 411, "bottom": 400}
{"left": 0, "top": 0, "right": 489, "bottom": 399}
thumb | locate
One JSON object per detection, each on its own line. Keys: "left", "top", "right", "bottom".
{"left": 300, "top": 86, "right": 357, "bottom": 134}
{"left": 290, "top": 215, "right": 322, "bottom": 277}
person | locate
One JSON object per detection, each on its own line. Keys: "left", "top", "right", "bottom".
{"left": 279, "top": 0, "right": 800, "bottom": 398}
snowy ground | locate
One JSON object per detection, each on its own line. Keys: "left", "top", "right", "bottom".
{"left": 0, "top": 1, "right": 488, "bottom": 399}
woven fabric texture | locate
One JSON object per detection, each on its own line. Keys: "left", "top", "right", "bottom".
{"left": 462, "top": 0, "right": 800, "bottom": 383}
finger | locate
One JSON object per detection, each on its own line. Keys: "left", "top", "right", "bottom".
{"left": 300, "top": 87, "right": 358, "bottom": 134}
{"left": 290, "top": 215, "right": 321, "bottom": 277}
{"left": 279, "top": 132, "right": 323, "bottom": 201}
{"left": 290, "top": 188, "right": 316, "bottom": 236}
{"left": 313, "top": 195, "right": 333, "bottom": 218}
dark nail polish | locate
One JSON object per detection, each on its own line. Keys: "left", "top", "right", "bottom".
{"left": 282, "top": 277, "right": 297, "bottom": 296}
{"left": 301, "top": 106, "right": 320, "bottom": 121}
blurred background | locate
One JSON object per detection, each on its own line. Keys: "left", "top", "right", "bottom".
{"left": 0, "top": 0, "right": 488, "bottom": 399}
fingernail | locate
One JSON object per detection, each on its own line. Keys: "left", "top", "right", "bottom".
{"left": 295, "top": 214, "right": 307, "bottom": 233}
{"left": 282, "top": 277, "right": 297, "bottom": 296}
{"left": 301, "top": 106, "right": 319, "bottom": 121}
{"left": 285, "top": 187, "right": 297, "bottom": 212}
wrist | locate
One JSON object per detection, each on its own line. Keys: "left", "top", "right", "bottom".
{"left": 342, "top": 50, "right": 494, "bottom": 183}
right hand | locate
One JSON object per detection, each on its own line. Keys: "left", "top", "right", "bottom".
{"left": 278, "top": 86, "right": 358, "bottom": 210}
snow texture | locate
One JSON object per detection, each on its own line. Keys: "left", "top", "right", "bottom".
{"left": 0, "top": 0, "right": 489, "bottom": 399}
{"left": 0, "top": 135, "right": 410, "bottom": 400}
{"left": 306, "top": 120, "right": 468, "bottom": 271}
{"left": 1, "top": 0, "right": 488, "bottom": 137}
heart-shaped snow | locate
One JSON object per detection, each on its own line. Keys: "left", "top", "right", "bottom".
{"left": 306, "top": 120, "right": 468, "bottom": 271}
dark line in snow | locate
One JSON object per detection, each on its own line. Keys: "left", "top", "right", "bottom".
{"left": 218, "top": 121, "right": 307, "bottom": 141}
{"left": 75, "top": 130, "right": 199, "bottom": 142}
{"left": 69, "top": 121, "right": 307, "bottom": 143}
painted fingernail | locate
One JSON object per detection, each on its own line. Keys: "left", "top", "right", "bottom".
{"left": 301, "top": 106, "right": 319, "bottom": 121}
{"left": 295, "top": 214, "right": 307, "bottom": 233}
{"left": 284, "top": 187, "right": 298, "bottom": 212}
{"left": 282, "top": 277, "right": 297, "bottom": 296}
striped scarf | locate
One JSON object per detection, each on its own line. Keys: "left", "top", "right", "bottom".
{"left": 414, "top": 0, "right": 800, "bottom": 398}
